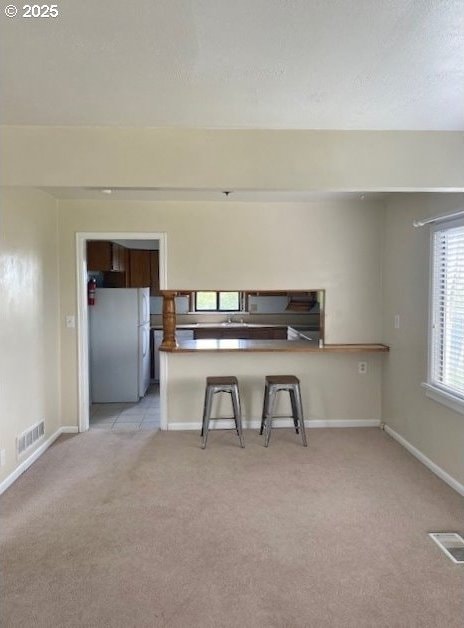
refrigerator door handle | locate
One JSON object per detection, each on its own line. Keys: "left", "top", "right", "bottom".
{"left": 142, "top": 326, "right": 149, "bottom": 357}
{"left": 141, "top": 289, "right": 150, "bottom": 324}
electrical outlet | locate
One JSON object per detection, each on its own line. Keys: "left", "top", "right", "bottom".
{"left": 0, "top": 449, "right": 5, "bottom": 467}
{"left": 394, "top": 314, "right": 400, "bottom": 329}
{"left": 66, "top": 315, "right": 75, "bottom": 329}
{"left": 358, "top": 361, "right": 367, "bottom": 375}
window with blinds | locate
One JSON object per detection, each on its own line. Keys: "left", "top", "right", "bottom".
{"left": 430, "top": 219, "right": 464, "bottom": 399}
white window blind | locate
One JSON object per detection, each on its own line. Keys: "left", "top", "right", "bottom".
{"left": 430, "top": 220, "right": 464, "bottom": 399}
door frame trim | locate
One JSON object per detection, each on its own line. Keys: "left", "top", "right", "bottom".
{"left": 75, "top": 232, "right": 168, "bottom": 432}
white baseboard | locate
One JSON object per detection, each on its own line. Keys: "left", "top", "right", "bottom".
{"left": 168, "top": 418, "right": 380, "bottom": 431}
{"left": 0, "top": 425, "right": 78, "bottom": 495}
{"left": 384, "top": 424, "right": 464, "bottom": 497}
{"left": 60, "top": 426, "right": 79, "bottom": 434}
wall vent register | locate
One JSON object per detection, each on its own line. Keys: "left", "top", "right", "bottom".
{"left": 17, "top": 420, "right": 45, "bottom": 456}
{"left": 429, "top": 533, "right": 464, "bottom": 564}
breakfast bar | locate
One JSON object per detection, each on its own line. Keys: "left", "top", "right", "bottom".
{"left": 153, "top": 291, "right": 389, "bottom": 429}
{"left": 167, "top": 339, "right": 389, "bottom": 353}
{"left": 158, "top": 291, "right": 389, "bottom": 354}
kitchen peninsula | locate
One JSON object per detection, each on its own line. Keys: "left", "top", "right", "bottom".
{"left": 156, "top": 291, "right": 389, "bottom": 354}
{"left": 151, "top": 290, "right": 388, "bottom": 428}
{"left": 173, "top": 339, "right": 389, "bottom": 353}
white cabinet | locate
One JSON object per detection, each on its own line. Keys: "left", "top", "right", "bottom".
{"left": 153, "top": 329, "right": 194, "bottom": 382}
{"left": 153, "top": 330, "right": 163, "bottom": 383}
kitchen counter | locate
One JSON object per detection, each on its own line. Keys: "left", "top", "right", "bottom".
{"left": 162, "top": 340, "right": 389, "bottom": 353}
{"left": 151, "top": 323, "right": 290, "bottom": 329}
{"left": 153, "top": 323, "right": 303, "bottom": 342}
{"left": 152, "top": 323, "right": 387, "bottom": 352}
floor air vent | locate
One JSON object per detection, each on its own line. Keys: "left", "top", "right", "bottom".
{"left": 17, "top": 420, "right": 45, "bottom": 456}
{"left": 429, "top": 533, "right": 464, "bottom": 564}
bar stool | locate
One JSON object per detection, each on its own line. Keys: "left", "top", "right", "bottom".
{"left": 201, "top": 376, "right": 245, "bottom": 449}
{"left": 260, "top": 375, "right": 307, "bottom": 447}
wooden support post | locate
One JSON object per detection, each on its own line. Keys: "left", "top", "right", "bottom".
{"left": 160, "top": 291, "right": 177, "bottom": 350}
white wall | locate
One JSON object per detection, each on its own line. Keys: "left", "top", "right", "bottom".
{"left": 168, "top": 352, "right": 382, "bottom": 425}
{"left": 58, "top": 198, "right": 385, "bottom": 426}
{"left": 2, "top": 127, "right": 463, "bottom": 190}
{"left": 382, "top": 193, "right": 464, "bottom": 485}
{"left": 0, "top": 188, "right": 60, "bottom": 486}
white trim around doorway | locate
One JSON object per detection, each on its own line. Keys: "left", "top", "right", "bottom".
{"left": 76, "top": 232, "right": 168, "bottom": 433}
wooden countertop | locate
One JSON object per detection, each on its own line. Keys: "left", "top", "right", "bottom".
{"left": 151, "top": 324, "right": 290, "bottom": 330}
{"left": 161, "top": 340, "right": 390, "bottom": 353}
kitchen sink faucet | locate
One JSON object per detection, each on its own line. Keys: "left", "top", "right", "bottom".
{"left": 228, "top": 315, "right": 244, "bottom": 324}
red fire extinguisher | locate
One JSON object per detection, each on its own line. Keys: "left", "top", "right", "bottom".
{"left": 88, "top": 278, "right": 97, "bottom": 306}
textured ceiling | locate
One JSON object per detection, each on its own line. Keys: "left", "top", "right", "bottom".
{"left": 1, "top": 0, "right": 463, "bottom": 129}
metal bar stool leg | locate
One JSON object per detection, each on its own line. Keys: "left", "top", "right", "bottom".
{"left": 201, "top": 385, "right": 209, "bottom": 438}
{"left": 231, "top": 384, "right": 245, "bottom": 448}
{"left": 264, "top": 388, "right": 277, "bottom": 448}
{"left": 230, "top": 389, "right": 240, "bottom": 438}
{"left": 201, "top": 386, "right": 214, "bottom": 449}
{"left": 293, "top": 384, "right": 307, "bottom": 447}
{"left": 260, "top": 382, "right": 268, "bottom": 435}
{"left": 289, "top": 387, "right": 300, "bottom": 434}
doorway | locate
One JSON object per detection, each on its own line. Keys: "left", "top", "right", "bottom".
{"left": 76, "top": 232, "right": 168, "bottom": 433}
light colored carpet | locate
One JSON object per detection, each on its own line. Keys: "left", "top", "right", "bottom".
{"left": 1, "top": 427, "right": 464, "bottom": 627}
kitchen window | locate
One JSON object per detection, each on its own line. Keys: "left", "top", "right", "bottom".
{"left": 424, "top": 217, "right": 464, "bottom": 413}
{"left": 195, "top": 291, "right": 241, "bottom": 312}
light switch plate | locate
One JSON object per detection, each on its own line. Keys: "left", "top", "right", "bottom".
{"left": 66, "top": 315, "right": 75, "bottom": 328}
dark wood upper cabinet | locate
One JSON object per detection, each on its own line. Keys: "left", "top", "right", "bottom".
{"left": 87, "top": 241, "right": 159, "bottom": 295}
{"left": 127, "top": 249, "right": 159, "bottom": 295}
{"left": 87, "top": 241, "right": 113, "bottom": 271}
{"left": 87, "top": 240, "right": 128, "bottom": 273}
{"left": 127, "top": 249, "right": 151, "bottom": 288}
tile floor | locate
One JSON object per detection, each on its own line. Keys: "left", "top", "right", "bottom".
{"left": 90, "top": 384, "right": 160, "bottom": 431}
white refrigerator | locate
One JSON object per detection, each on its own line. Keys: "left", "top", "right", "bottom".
{"left": 89, "top": 288, "right": 151, "bottom": 403}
